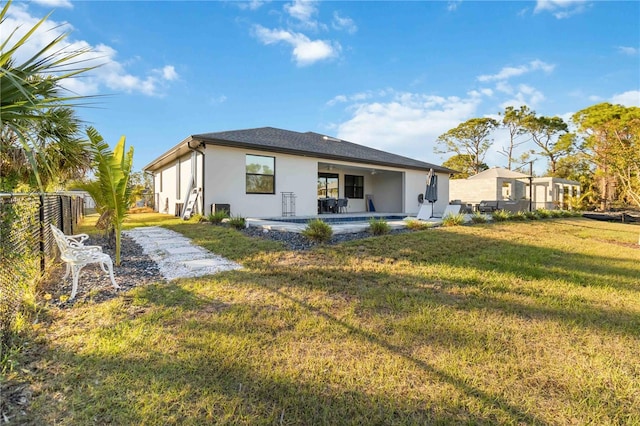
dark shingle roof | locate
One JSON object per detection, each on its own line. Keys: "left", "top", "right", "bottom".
{"left": 191, "top": 127, "right": 452, "bottom": 173}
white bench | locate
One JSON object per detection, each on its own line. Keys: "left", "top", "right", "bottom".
{"left": 50, "top": 224, "right": 120, "bottom": 300}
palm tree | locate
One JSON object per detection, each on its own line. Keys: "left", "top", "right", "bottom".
{"left": 0, "top": 1, "right": 99, "bottom": 190}
{"left": 81, "top": 127, "right": 133, "bottom": 266}
{"left": 1, "top": 106, "right": 92, "bottom": 191}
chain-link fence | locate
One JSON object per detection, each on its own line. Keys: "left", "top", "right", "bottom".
{"left": 0, "top": 193, "right": 84, "bottom": 338}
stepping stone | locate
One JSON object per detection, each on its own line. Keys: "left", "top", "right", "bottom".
{"left": 164, "top": 246, "right": 204, "bottom": 255}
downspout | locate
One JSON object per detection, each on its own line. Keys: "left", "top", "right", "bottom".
{"left": 187, "top": 139, "right": 206, "bottom": 215}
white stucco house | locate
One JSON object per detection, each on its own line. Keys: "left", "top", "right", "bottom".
{"left": 449, "top": 167, "right": 581, "bottom": 210}
{"left": 143, "top": 127, "right": 455, "bottom": 219}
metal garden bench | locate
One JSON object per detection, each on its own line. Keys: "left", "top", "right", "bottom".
{"left": 50, "top": 224, "right": 120, "bottom": 300}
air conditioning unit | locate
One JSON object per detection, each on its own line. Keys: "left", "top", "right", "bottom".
{"left": 211, "top": 203, "right": 230, "bottom": 215}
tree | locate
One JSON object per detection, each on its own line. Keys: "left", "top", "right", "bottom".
{"left": 572, "top": 103, "right": 640, "bottom": 209}
{"left": 498, "top": 105, "right": 532, "bottom": 170}
{"left": 521, "top": 114, "right": 572, "bottom": 175}
{"left": 1, "top": 106, "right": 91, "bottom": 191}
{"left": 0, "top": 1, "right": 98, "bottom": 190}
{"left": 442, "top": 154, "right": 488, "bottom": 179}
{"left": 435, "top": 117, "right": 499, "bottom": 175}
{"left": 129, "top": 171, "right": 154, "bottom": 208}
{"left": 81, "top": 128, "right": 133, "bottom": 266}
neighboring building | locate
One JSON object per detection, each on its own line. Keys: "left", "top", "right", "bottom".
{"left": 144, "top": 127, "right": 455, "bottom": 218}
{"left": 449, "top": 167, "right": 581, "bottom": 210}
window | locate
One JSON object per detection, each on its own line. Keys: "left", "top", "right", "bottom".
{"left": 318, "top": 173, "right": 339, "bottom": 198}
{"left": 344, "top": 174, "right": 364, "bottom": 199}
{"left": 246, "top": 154, "right": 275, "bottom": 194}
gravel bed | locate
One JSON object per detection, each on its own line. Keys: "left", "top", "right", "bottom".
{"left": 242, "top": 226, "right": 414, "bottom": 251}
{"left": 47, "top": 234, "right": 164, "bottom": 307}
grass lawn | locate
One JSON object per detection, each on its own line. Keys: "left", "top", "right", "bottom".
{"left": 6, "top": 215, "right": 640, "bottom": 424}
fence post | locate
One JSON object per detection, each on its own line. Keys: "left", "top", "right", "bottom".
{"left": 39, "top": 194, "right": 45, "bottom": 274}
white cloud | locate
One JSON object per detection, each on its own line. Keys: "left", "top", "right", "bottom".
{"left": 447, "top": 1, "right": 462, "bottom": 12}
{"left": 617, "top": 46, "right": 639, "bottom": 56}
{"left": 478, "top": 60, "right": 555, "bottom": 82}
{"left": 332, "top": 12, "right": 357, "bottom": 34}
{"left": 534, "top": 0, "right": 589, "bottom": 19}
{"left": 4, "top": 4, "right": 178, "bottom": 97}
{"left": 610, "top": 90, "right": 640, "bottom": 107}
{"left": 253, "top": 25, "right": 339, "bottom": 66}
{"left": 284, "top": 0, "right": 318, "bottom": 28}
{"left": 329, "top": 90, "right": 484, "bottom": 163}
{"left": 326, "top": 90, "right": 390, "bottom": 106}
{"left": 160, "top": 65, "right": 179, "bottom": 81}
{"left": 236, "top": 0, "right": 267, "bottom": 11}
{"left": 499, "top": 84, "right": 545, "bottom": 109}
{"left": 30, "top": 0, "right": 74, "bottom": 8}
{"left": 209, "top": 95, "right": 228, "bottom": 105}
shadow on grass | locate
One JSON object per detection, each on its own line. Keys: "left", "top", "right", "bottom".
{"left": 24, "top": 313, "right": 504, "bottom": 425}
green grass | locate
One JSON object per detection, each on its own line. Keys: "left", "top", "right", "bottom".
{"left": 6, "top": 216, "right": 640, "bottom": 424}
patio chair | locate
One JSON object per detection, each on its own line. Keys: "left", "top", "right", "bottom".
{"left": 325, "top": 198, "right": 337, "bottom": 213}
{"left": 478, "top": 200, "right": 499, "bottom": 213}
{"left": 337, "top": 198, "right": 348, "bottom": 213}
{"left": 50, "top": 224, "right": 120, "bottom": 300}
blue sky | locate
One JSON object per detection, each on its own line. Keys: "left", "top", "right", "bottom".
{"left": 6, "top": 0, "right": 640, "bottom": 174}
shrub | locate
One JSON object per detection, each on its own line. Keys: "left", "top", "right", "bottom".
{"left": 525, "top": 210, "right": 539, "bottom": 220}
{"left": 227, "top": 215, "right": 246, "bottom": 230}
{"left": 512, "top": 211, "right": 528, "bottom": 221}
{"left": 369, "top": 218, "right": 391, "bottom": 235}
{"left": 405, "top": 219, "right": 433, "bottom": 230}
{"left": 302, "top": 219, "right": 333, "bottom": 243}
{"left": 492, "top": 209, "right": 511, "bottom": 222}
{"left": 441, "top": 213, "right": 465, "bottom": 227}
{"left": 549, "top": 209, "right": 563, "bottom": 218}
{"left": 207, "top": 210, "right": 229, "bottom": 224}
{"left": 470, "top": 212, "right": 488, "bottom": 223}
{"left": 536, "top": 208, "right": 551, "bottom": 219}
{"left": 189, "top": 213, "right": 206, "bottom": 223}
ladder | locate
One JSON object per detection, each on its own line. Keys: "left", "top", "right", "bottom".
{"left": 181, "top": 187, "right": 201, "bottom": 220}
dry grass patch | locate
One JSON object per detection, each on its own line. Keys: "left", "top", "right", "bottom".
{"left": 4, "top": 217, "right": 640, "bottom": 424}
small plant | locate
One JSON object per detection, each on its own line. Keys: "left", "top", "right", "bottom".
{"left": 441, "top": 213, "right": 465, "bottom": 227}
{"left": 491, "top": 209, "right": 511, "bottom": 222}
{"left": 368, "top": 218, "right": 391, "bottom": 235}
{"left": 189, "top": 213, "right": 206, "bottom": 223}
{"left": 511, "top": 211, "right": 527, "bottom": 221}
{"left": 536, "top": 208, "right": 551, "bottom": 219}
{"left": 548, "top": 209, "right": 561, "bottom": 218}
{"left": 525, "top": 210, "right": 539, "bottom": 220}
{"left": 470, "top": 212, "right": 488, "bottom": 223}
{"left": 207, "top": 210, "right": 229, "bottom": 224}
{"left": 405, "top": 219, "right": 433, "bottom": 230}
{"left": 302, "top": 219, "right": 333, "bottom": 243}
{"left": 227, "top": 215, "right": 246, "bottom": 230}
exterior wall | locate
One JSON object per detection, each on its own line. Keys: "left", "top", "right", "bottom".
{"left": 370, "top": 173, "right": 402, "bottom": 213}
{"left": 154, "top": 144, "right": 451, "bottom": 218}
{"left": 155, "top": 162, "right": 177, "bottom": 215}
{"left": 402, "top": 171, "right": 449, "bottom": 216}
{"left": 154, "top": 152, "right": 201, "bottom": 216}
{"left": 203, "top": 145, "right": 319, "bottom": 217}
{"left": 449, "top": 179, "right": 500, "bottom": 205}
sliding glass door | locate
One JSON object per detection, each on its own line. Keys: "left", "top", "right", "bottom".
{"left": 318, "top": 173, "right": 339, "bottom": 198}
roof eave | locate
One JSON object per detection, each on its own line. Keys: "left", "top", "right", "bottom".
{"left": 143, "top": 136, "right": 195, "bottom": 171}
{"left": 193, "top": 136, "right": 454, "bottom": 173}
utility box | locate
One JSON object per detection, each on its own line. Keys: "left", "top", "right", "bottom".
{"left": 211, "top": 203, "right": 230, "bottom": 215}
